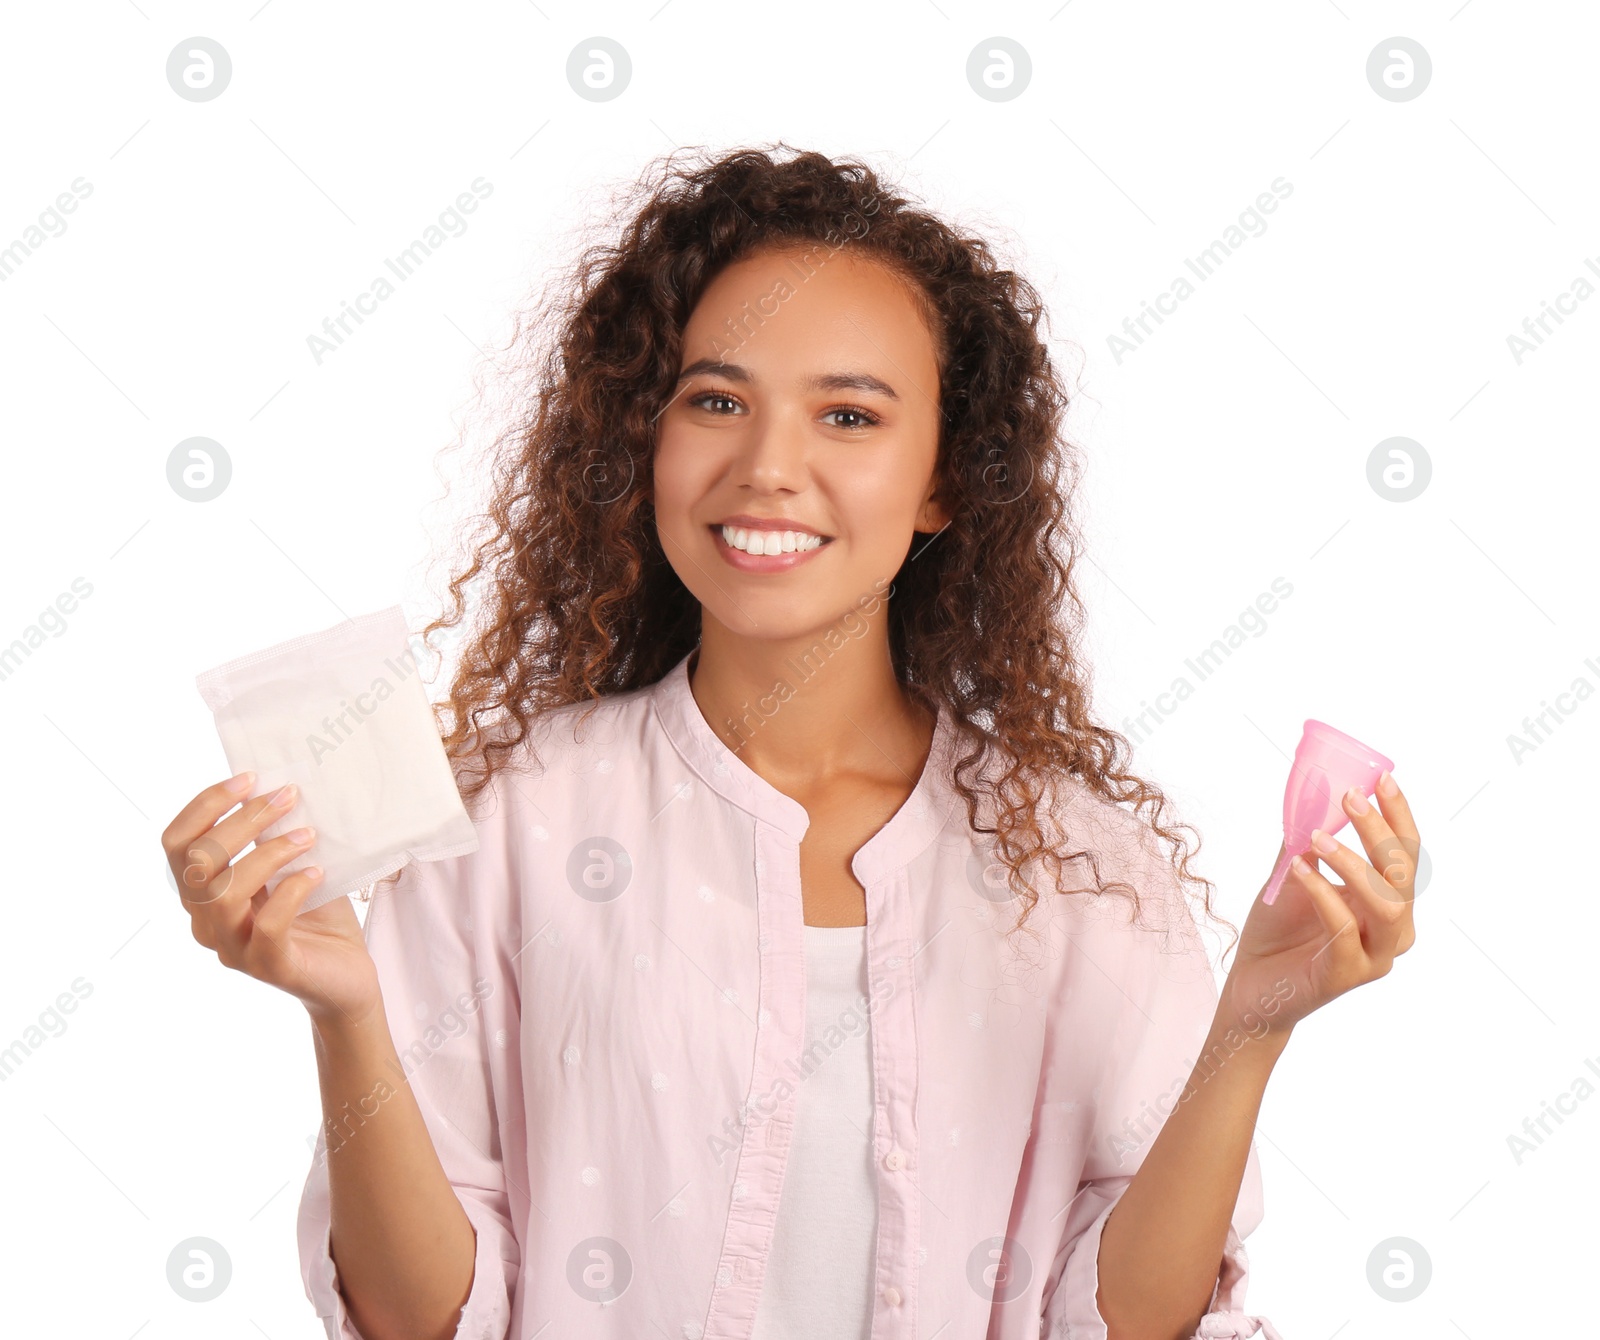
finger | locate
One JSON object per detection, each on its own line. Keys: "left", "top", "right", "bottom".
{"left": 250, "top": 864, "right": 327, "bottom": 949}
{"left": 1340, "top": 785, "right": 1415, "bottom": 899}
{"left": 205, "top": 782, "right": 304, "bottom": 865}
{"left": 212, "top": 828, "right": 319, "bottom": 949}
{"left": 1289, "top": 854, "right": 1367, "bottom": 972}
{"left": 248, "top": 869, "right": 374, "bottom": 1032}
{"left": 176, "top": 784, "right": 306, "bottom": 934}
{"left": 1286, "top": 857, "right": 1350, "bottom": 940}
{"left": 176, "top": 830, "right": 239, "bottom": 906}
{"left": 1373, "top": 769, "right": 1419, "bottom": 844}
{"left": 1309, "top": 828, "right": 1412, "bottom": 952}
{"left": 162, "top": 772, "right": 256, "bottom": 870}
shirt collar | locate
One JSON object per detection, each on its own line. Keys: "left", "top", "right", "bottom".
{"left": 650, "top": 646, "right": 959, "bottom": 883}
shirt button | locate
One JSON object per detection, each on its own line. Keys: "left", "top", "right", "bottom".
{"left": 883, "top": 1286, "right": 902, "bottom": 1307}
{"left": 884, "top": 1148, "right": 905, "bottom": 1170}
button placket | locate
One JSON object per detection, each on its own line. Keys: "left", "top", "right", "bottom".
{"left": 702, "top": 820, "right": 807, "bottom": 1339}
{"left": 865, "top": 867, "right": 920, "bottom": 1339}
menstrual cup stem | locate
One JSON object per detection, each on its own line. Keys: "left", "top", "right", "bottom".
{"left": 1262, "top": 846, "right": 1296, "bottom": 906}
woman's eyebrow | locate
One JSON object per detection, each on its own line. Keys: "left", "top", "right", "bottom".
{"left": 674, "top": 358, "right": 899, "bottom": 402}
{"left": 804, "top": 370, "right": 899, "bottom": 401}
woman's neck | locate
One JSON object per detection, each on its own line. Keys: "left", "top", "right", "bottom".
{"left": 687, "top": 624, "right": 934, "bottom": 789}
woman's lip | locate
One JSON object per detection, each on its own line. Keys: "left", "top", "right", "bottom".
{"left": 708, "top": 524, "right": 833, "bottom": 572}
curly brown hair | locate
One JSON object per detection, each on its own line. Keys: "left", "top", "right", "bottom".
{"left": 413, "top": 142, "right": 1237, "bottom": 957}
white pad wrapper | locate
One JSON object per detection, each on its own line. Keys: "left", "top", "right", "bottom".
{"left": 194, "top": 605, "right": 478, "bottom": 914}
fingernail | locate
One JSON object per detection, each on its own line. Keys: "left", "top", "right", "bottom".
{"left": 1377, "top": 769, "right": 1398, "bottom": 798}
{"left": 1345, "top": 786, "right": 1369, "bottom": 815}
{"left": 1291, "top": 854, "right": 1310, "bottom": 875}
{"left": 270, "top": 783, "right": 298, "bottom": 806}
{"left": 1311, "top": 828, "right": 1338, "bottom": 856}
{"left": 227, "top": 771, "right": 255, "bottom": 795}
{"left": 286, "top": 827, "right": 315, "bottom": 845}
{"left": 305, "top": 866, "right": 324, "bottom": 882}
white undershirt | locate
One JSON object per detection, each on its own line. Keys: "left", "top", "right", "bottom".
{"left": 749, "top": 923, "right": 878, "bottom": 1340}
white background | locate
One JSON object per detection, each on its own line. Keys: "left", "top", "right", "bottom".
{"left": 1, "top": 2, "right": 1593, "bottom": 1335}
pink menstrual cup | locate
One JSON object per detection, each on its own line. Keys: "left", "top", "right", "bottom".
{"left": 1262, "top": 720, "right": 1395, "bottom": 906}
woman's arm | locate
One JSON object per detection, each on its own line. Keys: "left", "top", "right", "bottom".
{"left": 1094, "top": 991, "right": 1290, "bottom": 1340}
{"left": 313, "top": 1005, "right": 478, "bottom": 1340}
{"left": 1097, "top": 771, "right": 1421, "bottom": 1340}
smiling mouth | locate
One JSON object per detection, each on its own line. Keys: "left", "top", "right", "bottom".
{"left": 709, "top": 524, "right": 834, "bottom": 557}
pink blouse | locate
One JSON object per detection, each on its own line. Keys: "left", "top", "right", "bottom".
{"left": 297, "top": 647, "right": 1282, "bottom": 1339}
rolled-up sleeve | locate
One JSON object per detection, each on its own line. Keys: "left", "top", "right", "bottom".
{"left": 1035, "top": 791, "right": 1284, "bottom": 1339}
{"left": 1042, "top": 1150, "right": 1280, "bottom": 1339}
{"left": 294, "top": 846, "right": 521, "bottom": 1340}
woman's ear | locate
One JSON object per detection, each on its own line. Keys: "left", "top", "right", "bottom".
{"left": 914, "top": 490, "right": 951, "bottom": 534}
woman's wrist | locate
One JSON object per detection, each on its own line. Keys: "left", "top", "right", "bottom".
{"left": 1207, "top": 976, "right": 1296, "bottom": 1078}
{"left": 308, "top": 995, "right": 390, "bottom": 1054}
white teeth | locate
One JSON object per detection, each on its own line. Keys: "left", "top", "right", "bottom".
{"left": 720, "top": 525, "right": 824, "bottom": 555}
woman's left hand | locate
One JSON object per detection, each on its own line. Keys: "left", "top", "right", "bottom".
{"left": 1220, "top": 771, "right": 1420, "bottom": 1036}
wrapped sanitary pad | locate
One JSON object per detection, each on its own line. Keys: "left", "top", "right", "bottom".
{"left": 195, "top": 605, "right": 478, "bottom": 914}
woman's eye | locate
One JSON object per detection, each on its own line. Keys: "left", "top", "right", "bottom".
{"left": 690, "top": 392, "right": 741, "bottom": 415}
{"left": 686, "top": 393, "right": 878, "bottom": 430}
{"left": 824, "top": 407, "right": 880, "bottom": 431}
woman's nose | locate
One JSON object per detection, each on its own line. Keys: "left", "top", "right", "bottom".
{"left": 730, "top": 410, "right": 811, "bottom": 490}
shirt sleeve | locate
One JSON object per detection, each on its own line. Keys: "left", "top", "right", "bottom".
{"left": 294, "top": 846, "right": 521, "bottom": 1340}
{"left": 1035, "top": 794, "right": 1285, "bottom": 1340}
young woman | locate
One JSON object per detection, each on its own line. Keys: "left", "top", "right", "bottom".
{"left": 164, "top": 146, "right": 1420, "bottom": 1340}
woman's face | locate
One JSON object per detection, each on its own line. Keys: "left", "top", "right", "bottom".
{"left": 652, "top": 243, "right": 948, "bottom": 644}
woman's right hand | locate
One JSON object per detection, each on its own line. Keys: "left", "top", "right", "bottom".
{"left": 163, "top": 773, "right": 383, "bottom": 1030}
